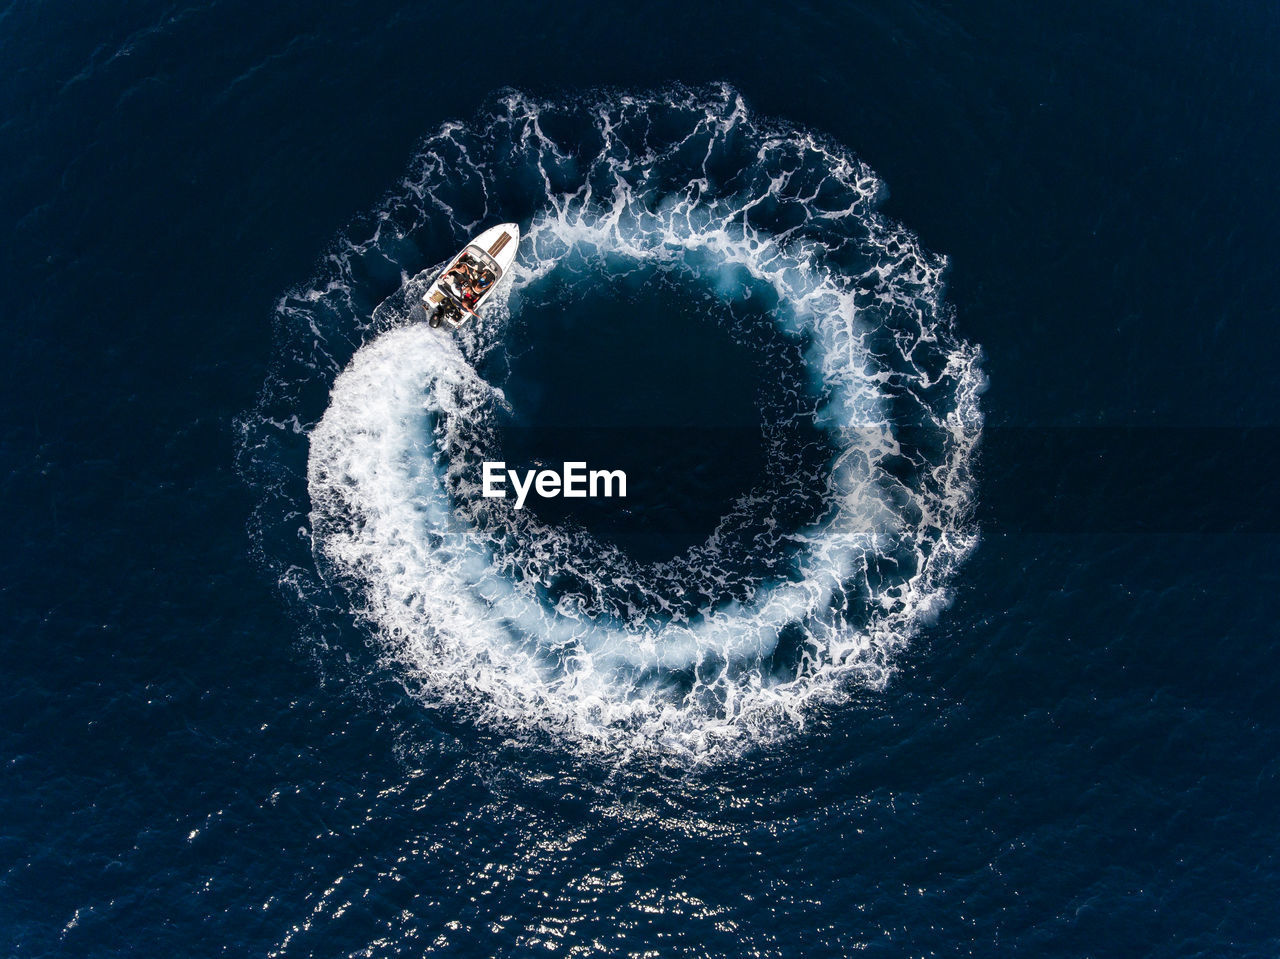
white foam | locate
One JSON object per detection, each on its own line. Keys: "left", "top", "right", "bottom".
{"left": 250, "top": 85, "right": 984, "bottom": 759}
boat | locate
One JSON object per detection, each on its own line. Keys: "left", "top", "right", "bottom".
{"left": 422, "top": 223, "right": 520, "bottom": 328}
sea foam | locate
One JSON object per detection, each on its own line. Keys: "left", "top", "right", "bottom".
{"left": 243, "top": 84, "right": 985, "bottom": 758}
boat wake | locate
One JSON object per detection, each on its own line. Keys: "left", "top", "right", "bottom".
{"left": 239, "top": 84, "right": 984, "bottom": 758}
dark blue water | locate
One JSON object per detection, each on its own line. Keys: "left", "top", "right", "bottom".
{"left": 4, "top": 2, "right": 1279, "bottom": 956}
{"left": 490, "top": 273, "right": 783, "bottom": 561}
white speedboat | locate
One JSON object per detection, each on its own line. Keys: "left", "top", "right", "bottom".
{"left": 423, "top": 222, "right": 520, "bottom": 328}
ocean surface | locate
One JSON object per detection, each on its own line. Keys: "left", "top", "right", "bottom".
{"left": 3, "top": 1, "right": 1279, "bottom": 956}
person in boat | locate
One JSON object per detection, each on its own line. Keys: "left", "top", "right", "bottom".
{"left": 455, "top": 265, "right": 478, "bottom": 305}
{"left": 447, "top": 260, "right": 485, "bottom": 308}
{"left": 437, "top": 256, "right": 468, "bottom": 298}
{"left": 443, "top": 262, "right": 467, "bottom": 299}
{"left": 466, "top": 264, "right": 494, "bottom": 303}
{"left": 428, "top": 256, "right": 493, "bottom": 324}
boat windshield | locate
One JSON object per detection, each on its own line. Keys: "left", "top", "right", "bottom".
{"left": 463, "top": 246, "right": 503, "bottom": 279}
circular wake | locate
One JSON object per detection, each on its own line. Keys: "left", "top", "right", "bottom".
{"left": 241, "top": 85, "right": 984, "bottom": 757}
